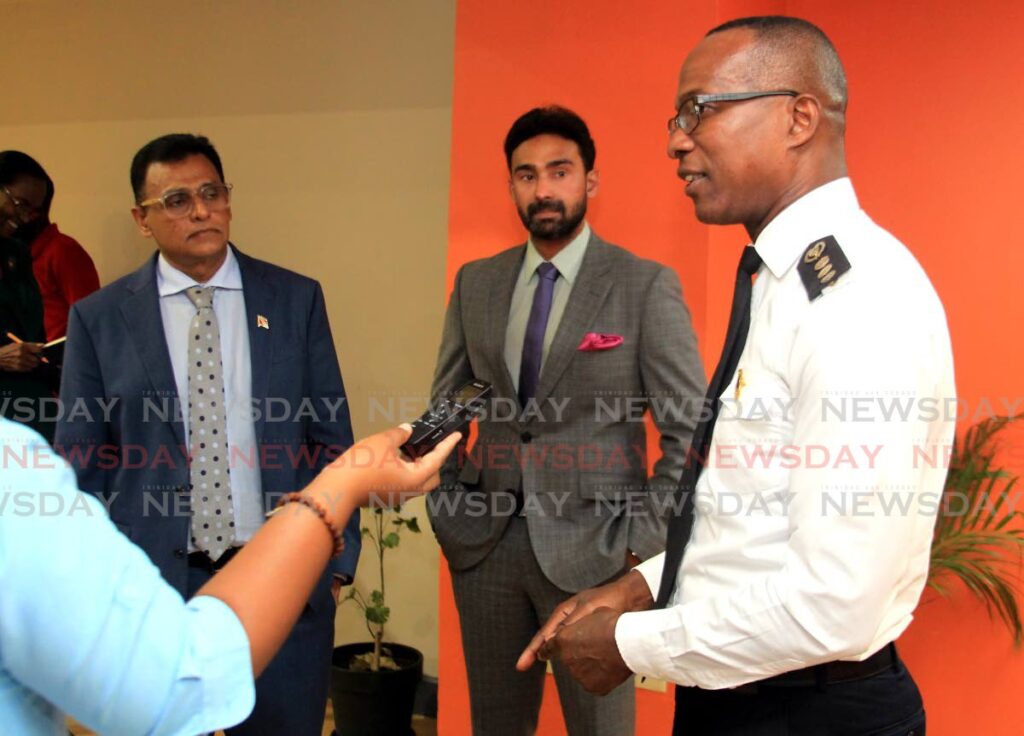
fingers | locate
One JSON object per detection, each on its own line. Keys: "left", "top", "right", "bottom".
{"left": 379, "top": 423, "right": 414, "bottom": 449}
{"left": 516, "top": 630, "right": 545, "bottom": 671}
{"left": 404, "top": 432, "right": 460, "bottom": 495}
{"left": 537, "top": 636, "right": 560, "bottom": 664}
{"left": 560, "top": 599, "right": 596, "bottom": 629}
{"left": 415, "top": 431, "right": 462, "bottom": 471}
{"left": 516, "top": 597, "right": 577, "bottom": 671}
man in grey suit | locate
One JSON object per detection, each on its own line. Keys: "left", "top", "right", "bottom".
{"left": 55, "top": 134, "right": 360, "bottom": 735}
{"left": 428, "top": 106, "right": 706, "bottom": 735}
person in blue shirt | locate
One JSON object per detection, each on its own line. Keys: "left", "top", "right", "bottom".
{"left": 0, "top": 417, "right": 459, "bottom": 735}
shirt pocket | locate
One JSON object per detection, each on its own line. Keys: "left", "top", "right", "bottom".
{"left": 710, "top": 367, "right": 794, "bottom": 497}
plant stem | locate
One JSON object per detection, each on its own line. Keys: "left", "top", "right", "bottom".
{"left": 375, "top": 510, "right": 386, "bottom": 670}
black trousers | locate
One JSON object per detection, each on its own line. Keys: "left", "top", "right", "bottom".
{"left": 673, "top": 658, "right": 925, "bottom": 736}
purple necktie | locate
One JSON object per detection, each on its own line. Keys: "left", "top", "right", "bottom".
{"left": 518, "top": 262, "right": 559, "bottom": 406}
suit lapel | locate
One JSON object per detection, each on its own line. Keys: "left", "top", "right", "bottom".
{"left": 235, "top": 246, "right": 277, "bottom": 444}
{"left": 120, "top": 255, "right": 186, "bottom": 448}
{"left": 533, "top": 235, "right": 613, "bottom": 407}
{"left": 486, "top": 246, "right": 524, "bottom": 405}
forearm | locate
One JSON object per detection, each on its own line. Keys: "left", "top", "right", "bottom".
{"left": 196, "top": 472, "right": 358, "bottom": 674}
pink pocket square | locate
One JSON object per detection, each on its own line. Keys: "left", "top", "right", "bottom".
{"left": 578, "top": 332, "right": 624, "bottom": 351}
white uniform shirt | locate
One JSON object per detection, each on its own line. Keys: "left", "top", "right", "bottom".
{"left": 616, "top": 178, "right": 956, "bottom": 689}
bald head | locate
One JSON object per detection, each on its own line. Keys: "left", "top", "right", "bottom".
{"left": 708, "top": 16, "right": 847, "bottom": 121}
{"left": 669, "top": 16, "right": 849, "bottom": 238}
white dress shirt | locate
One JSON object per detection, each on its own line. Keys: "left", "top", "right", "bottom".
{"left": 156, "top": 247, "right": 263, "bottom": 545}
{"left": 504, "top": 222, "right": 591, "bottom": 390}
{"left": 615, "top": 178, "right": 956, "bottom": 689}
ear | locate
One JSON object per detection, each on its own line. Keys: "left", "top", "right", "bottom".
{"left": 585, "top": 168, "right": 600, "bottom": 198}
{"left": 789, "top": 94, "right": 822, "bottom": 148}
{"left": 131, "top": 206, "right": 153, "bottom": 238}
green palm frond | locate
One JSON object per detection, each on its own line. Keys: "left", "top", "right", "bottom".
{"left": 929, "top": 416, "right": 1024, "bottom": 645}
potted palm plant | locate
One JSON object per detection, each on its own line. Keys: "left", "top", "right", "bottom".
{"left": 330, "top": 505, "right": 424, "bottom": 735}
{"left": 928, "top": 416, "right": 1024, "bottom": 644}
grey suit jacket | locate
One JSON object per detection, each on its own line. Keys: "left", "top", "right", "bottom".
{"left": 428, "top": 232, "right": 706, "bottom": 592}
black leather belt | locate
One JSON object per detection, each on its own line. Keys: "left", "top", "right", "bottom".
{"left": 187, "top": 546, "right": 242, "bottom": 573}
{"left": 736, "top": 643, "right": 898, "bottom": 693}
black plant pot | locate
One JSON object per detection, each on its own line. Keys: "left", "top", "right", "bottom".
{"left": 330, "top": 642, "right": 423, "bottom": 736}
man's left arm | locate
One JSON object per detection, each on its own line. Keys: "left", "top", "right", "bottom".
{"left": 303, "top": 282, "right": 361, "bottom": 583}
{"left": 630, "top": 266, "right": 706, "bottom": 559}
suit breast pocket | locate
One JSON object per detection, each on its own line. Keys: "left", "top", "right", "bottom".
{"left": 568, "top": 341, "right": 638, "bottom": 389}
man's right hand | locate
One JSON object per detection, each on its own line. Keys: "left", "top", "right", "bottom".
{"left": 516, "top": 569, "right": 655, "bottom": 671}
{"left": 0, "top": 342, "right": 43, "bottom": 372}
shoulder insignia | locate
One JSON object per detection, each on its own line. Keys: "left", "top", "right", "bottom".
{"left": 797, "top": 235, "right": 851, "bottom": 301}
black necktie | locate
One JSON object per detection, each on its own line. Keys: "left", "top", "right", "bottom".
{"left": 654, "top": 245, "right": 763, "bottom": 608}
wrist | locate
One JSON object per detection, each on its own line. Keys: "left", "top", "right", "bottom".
{"left": 304, "top": 473, "right": 359, "bottom": 533}
{"left": 272, "top": 491, "right": 346, "bottom": 557}
{"left": 623, "top": 569, "right": 655, "bottom": 611}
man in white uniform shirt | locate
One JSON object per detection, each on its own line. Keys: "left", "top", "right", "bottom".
{"left": 519, "top": 16, "right": 954, "bottom": 736}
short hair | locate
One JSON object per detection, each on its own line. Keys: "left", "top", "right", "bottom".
{"left": 130, "top": 133, "right": 225, "bottom": 202}
{"left": 0, "top": 151, "right": 55, "bottom": 216}
{"left": 708, "top": 16, "right": 847, "bottom": 113}
{"left": 504, "top": 106, "right": 597, "bottom": 172}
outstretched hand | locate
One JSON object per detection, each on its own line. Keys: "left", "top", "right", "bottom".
{"left": 320, "top": 424, "right": 460, "bottom": 509}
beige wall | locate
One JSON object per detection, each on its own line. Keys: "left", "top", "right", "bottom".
{"left": 1, "top": 0, "right": 455, "bottom": 677}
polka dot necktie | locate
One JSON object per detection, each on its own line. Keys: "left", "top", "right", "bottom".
{"left": 185, "top": 286, "right": 235, "bottom": 561}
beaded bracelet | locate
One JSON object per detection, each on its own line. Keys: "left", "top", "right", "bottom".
{"left": 268, "top": 492, "right": 345, "bottom": 558}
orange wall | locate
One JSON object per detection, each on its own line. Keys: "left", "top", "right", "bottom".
{"left": 442, "top": 1, "right": 1024, "bottom": 733}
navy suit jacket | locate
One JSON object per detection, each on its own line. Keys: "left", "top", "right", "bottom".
{"left": 55, "top": 246, "right": 360, "bottom": 596}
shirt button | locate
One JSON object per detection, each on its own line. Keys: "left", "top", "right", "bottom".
{"left": 173, "top": 548, "right": 187, "bottom": 559}
{"left": 520, "top": 432, "right": 533, "bottom": 444}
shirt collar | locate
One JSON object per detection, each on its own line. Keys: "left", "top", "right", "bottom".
{"left": 523, "top": 221, "right": 591, "bottom": 286}
{"left": 753, "top": 178, "right": 860, "bottom": 280}
{"left": 156, "top": 244, "right": 243, "bottom": 297}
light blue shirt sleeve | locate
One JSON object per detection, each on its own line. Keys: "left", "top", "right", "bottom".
{"left": 0, "top": 420, "right": 255, "bottom": 735}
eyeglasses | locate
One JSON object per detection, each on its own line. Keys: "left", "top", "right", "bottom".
{"left": 0, "top": 185, "right": 41, "bottom": 220}
{"left": 138, "top": 183, "right": 233, "bottom": 219}
{"left": 667, "top": 90, "right": 799, "bottom": 135}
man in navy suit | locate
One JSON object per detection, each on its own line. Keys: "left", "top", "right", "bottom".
{"left": 55, "top": 133, "right": 360, "bottom": 735}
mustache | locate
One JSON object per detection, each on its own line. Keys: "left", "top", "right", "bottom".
{"left": 527, "top": 200, "right": 566, "bottom": 218}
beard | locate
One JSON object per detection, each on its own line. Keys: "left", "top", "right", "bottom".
{"left": 518, "top": 198, "right": 586, "bottom": 242}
